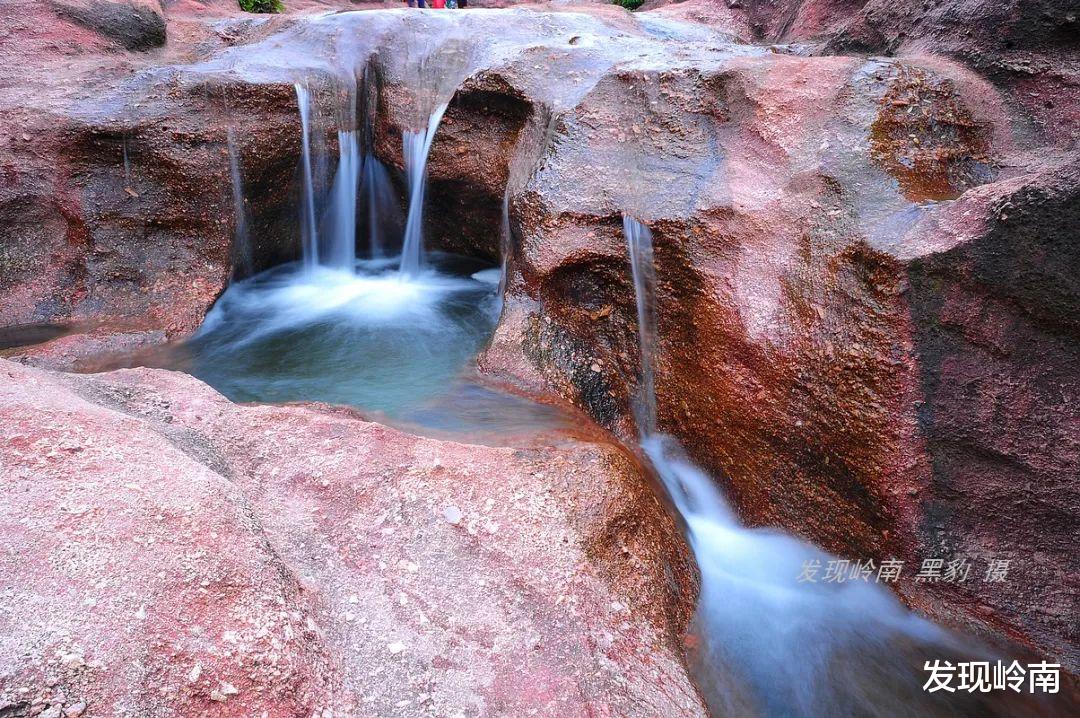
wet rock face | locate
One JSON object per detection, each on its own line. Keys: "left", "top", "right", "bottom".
{"left": 650, "top": 0, "right": 1080, "bottom": 146}
{"left": 0, "top": 358, "right": 704, "bottom": 717}
{"left": 0, "top": 68, "right": 306, "bottom": 344}
{"left": 0, "top": 87, "right": 303, "bottom": 342}
{"left": 903, "top": 159, "right": 1080, "bottom": 669}
{"left": 467, "top": 29, "right": 1077, "bottom": 670}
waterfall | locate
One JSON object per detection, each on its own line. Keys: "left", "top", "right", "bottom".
{"left": 399, "top": 103, "right": 449, "bottom": 277}
{"left": 497, "top": 188, "right": 512, "bottom": 299}
{"left": 295, "top": 83, "right": 320, "bottom": 268}
{"left": 621, "top": 215, "right": 952, "bottom": 716}
{"left": 325, "top": 130, "right": 361, "bottom": 270}
{"left": 624, "top": 216, "right": 658, "bottom": 435}
{"left": 226, "top": 127, "right": 253, "bottom": 277}
{"left": 362, "top": 154, "right": 400, "bottom": 258}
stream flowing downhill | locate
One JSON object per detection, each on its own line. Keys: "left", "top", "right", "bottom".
{"left": 147, "top": 29, "right": 1060, "bottom": 716}
{"left": 621, "top": 216, "right": 1054, "bottom": 717}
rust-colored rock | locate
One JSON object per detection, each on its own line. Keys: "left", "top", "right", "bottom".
{"left": 465, "top": 31, "right": 1078, "bottom": 672}
{"left": 0, "top": 0, "right": 1076, "bottom": 687}
{"left": 0, "top": 358, "right": 704, "bottom": 716}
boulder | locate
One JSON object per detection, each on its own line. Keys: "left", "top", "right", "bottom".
{"left": 468, "top": 36, "right": 1079, "bottom": 671}
{"left": 51, "top": 1, "right": 168, "bottom": 51}
{"left": 0, "top": 358, "right": 704, "bottom": 716}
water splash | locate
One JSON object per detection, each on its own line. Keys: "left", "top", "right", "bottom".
{"left": 295, "top": 83, "right": 320, "bottom": 268}
{"left": 400, "top": 103, "right": 449, "bottom": 277}
{"left": 325, "top": 130, "right": 361, "bottom": 270}
{"left": 621, "top": 214, "right": 986, "bottom": 717}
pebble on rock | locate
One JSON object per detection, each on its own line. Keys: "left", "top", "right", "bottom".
{"left": 442, "top": 505, "right": 463, "bottom": 525}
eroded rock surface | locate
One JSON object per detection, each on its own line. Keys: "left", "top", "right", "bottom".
{"left": 0, "top": 358, "right": 703, "bottom": 717}
{"left": 0, "top": 0, "right": 1076, "bottom": 683}
{"left": 467, "top": 23, "right": 1079, "bottom": 671}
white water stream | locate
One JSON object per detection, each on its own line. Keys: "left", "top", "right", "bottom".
{"left": 226, "top": 126, "right": 252, "bottom": 277}
{"left": 400, "top": 102, "right": 449, "bottom": 277}
{"left": 325, "top": 129, "right": 361, "bottom": 270}
{"left": 295, "top": 83, "right": 321, "bottom": 268}
{"left": 621, "top": 215, "right": 999, "bottom": 717}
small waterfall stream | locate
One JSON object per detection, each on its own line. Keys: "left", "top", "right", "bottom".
{"left": 620, "top": 216, "right": 1017, "bottom": 717}
{"left": 326, "top": 129, "right": 361, "bottom": 270}
{"left": 294, "top": 80, "right": 445, "bottom": 276}
{"left": 295, "top": 83, "right": 321, "bottom": 268}
{"left": 400, "top": 103, "right": 450, "bottom": 277}
{"left": 624, "top": 216, "right": 658, "bottom": 434}
{"left": 362, "top": 154, "right": 399, "bottom": 258}
{"left": 162, "top": 68, "right": 564, "bottom": 441}
{"left": 226, "top": 127, "right": 253, "bottom": 277}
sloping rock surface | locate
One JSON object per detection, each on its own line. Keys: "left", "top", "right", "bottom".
{"left": 0, "top": 0, "right": 1076, "bottom": 678}
{"left": 0, "top": 358, "right": 704, "bottom": 717}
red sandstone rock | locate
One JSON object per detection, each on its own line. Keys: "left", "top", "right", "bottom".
{"left": 468, "top": 38, "right": 1079, "bottom": 672}
{"left": 0, "top": 0, "right": 1076, "bottom": 684}
{"left": 642, "top": 0, "right": 1080, "bottom": 147}
{"left": 0, "top": 358, "right": 704, "bottom": 716}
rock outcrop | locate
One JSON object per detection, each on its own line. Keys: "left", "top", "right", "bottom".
{"left": 51, "top": 0, "right": 168, "bottom": 51}
{"left": 0, "top": 0, "right": 1077, "bottom": 684}
{"left": 0, "top": 358, "right": 704, "bottom": 717}
{"left": 644, "top": 0, "right": 1080, "bottom": 146}
{"left": 466, "top": 17, "right": 1080, "bottom": 671}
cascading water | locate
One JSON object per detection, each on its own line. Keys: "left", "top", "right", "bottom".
{"left": 295, "top": 83, "right": 321, "bottom": 268}
{"left": 624, "top": 216, "right": 658, "bottom": 434}
{"left": 143, "top": 65, "right": 565, "bottom": 442}
{"left": 294, "top": 76, "right": 440, "bottom": 275}
{"left": 325, "top": 129, "right": 361, "bottom": 270}
{"left": 621, "top": 216, "right": 1028, "bottom": 717}
{"left": 361, "top": 154, "right": 400, "bottom": 258}
{"left": 399, "top": 103, "right": 449, "bottom": 277}
{"left": 496, "top": 187, "right": 512, "bottom": 298}
{"left": 226, "top": 127, "right": 253, "bottom": 277}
